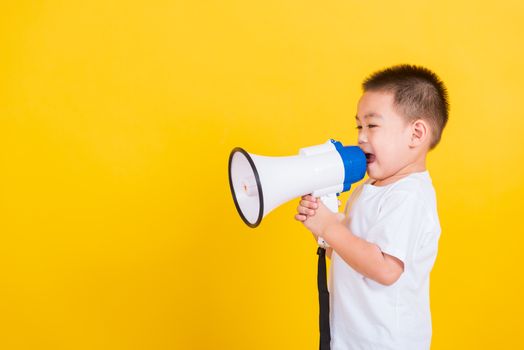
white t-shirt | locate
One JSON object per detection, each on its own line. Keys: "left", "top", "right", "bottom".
{"left": 329, "top": 171, "right": 441, "bottom": 350}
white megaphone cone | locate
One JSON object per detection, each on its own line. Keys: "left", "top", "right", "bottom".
{"left": 228, "top": 139, "right": 367, "bottom": 228}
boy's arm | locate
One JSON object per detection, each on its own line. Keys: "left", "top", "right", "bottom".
{"left": 322, "top": 223, "right": 403, "bottom": 285}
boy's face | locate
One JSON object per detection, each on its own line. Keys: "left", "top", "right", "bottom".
{"left": 356, "top": 91, "right": 416, "bottom": 183}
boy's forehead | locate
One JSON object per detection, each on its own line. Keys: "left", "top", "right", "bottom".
{"left": 356, "top": 91, "right": 395, "bottom": 119}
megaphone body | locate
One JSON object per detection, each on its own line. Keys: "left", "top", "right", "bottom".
{"left": 228, "top": 139, "right": 367, "bottom": 231}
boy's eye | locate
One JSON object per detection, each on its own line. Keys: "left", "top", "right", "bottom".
{"left": 356, "top": 125, "right": 377, "bottom": 130}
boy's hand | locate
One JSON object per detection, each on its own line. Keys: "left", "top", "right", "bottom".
{"left": 295, "top": 194, "right": 345, "bottom": 239}
{"left": 294, "top": 194, "right": 318, "bottom": 221}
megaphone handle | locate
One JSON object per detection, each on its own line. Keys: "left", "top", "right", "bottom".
{"left": 320, "top": 193, "right": 339, "bottom": 212}
{"left": 317, "top": 194, "right": 339, "bottom": 248}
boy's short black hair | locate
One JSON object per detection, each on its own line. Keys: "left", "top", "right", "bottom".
{"left": 362, "top": 64, "right": 449, "bottom": 150}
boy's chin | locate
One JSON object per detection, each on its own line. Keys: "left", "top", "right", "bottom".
{"left": 366, "top": 167, "right": 384, "bottom": 182}
{"left": 366, "top": 166, "right": 377, "bottom": 179}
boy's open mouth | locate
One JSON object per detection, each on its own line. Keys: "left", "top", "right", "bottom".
{"left": 365, "top": 153, "right": 376, "bottom": 164}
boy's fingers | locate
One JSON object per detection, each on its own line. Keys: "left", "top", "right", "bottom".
{"left": 300, "top": 200, "right": 318, "bottom": 209}
{"left": 297, "top": 205, "right": 315, "bottom": 216}
{"left": 302, "top": 194, "right": 316, "bottom": 202}
{"left": 307, "top": 195, "right": 317, "bottom": 202}
{"left": 295, "top": 214, "right": 307, "bottom": 222}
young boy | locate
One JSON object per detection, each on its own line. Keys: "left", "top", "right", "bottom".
{"left": 295, "top": 65, "right": 449, "bottom": 350}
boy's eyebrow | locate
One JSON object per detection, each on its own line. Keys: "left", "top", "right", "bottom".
{"left": 355, "top": 113, "right": 383, "bottom": 121}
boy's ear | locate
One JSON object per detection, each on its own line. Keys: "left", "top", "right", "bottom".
{"left": 409, "top": 119, "right": 429, "bottom": 148}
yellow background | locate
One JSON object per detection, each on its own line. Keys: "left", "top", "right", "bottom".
{"left": 1, "top": 1, "right": 523, "bottom": 349}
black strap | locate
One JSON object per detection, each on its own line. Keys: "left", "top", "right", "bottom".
{"left": 317, "top": 247, "right": 331, "bottom": 350}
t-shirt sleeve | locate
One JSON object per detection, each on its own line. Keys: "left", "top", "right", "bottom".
{"left": 365, "top": 190, "right": 428, "bottom": 264}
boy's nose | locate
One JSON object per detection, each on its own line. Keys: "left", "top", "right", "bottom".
{"left": 358, "top": 131, "right": 367, "bottom": 144}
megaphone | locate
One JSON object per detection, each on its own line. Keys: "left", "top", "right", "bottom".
{"left": 228, "top": 139, "right": 367, "bottom": 228}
